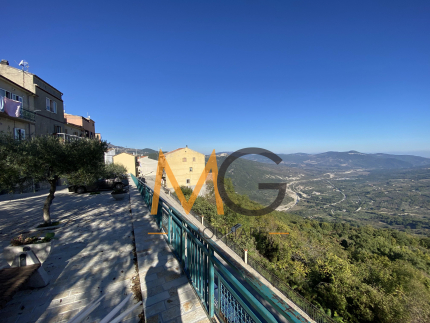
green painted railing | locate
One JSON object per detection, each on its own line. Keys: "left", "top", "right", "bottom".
{"left": 20, "top": 109, "right": 35, "bottom": 122}
{"left": 131, "top": 174, "right": 311, "bottom": 323}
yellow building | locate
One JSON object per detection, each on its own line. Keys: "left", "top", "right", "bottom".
{"left": 164, "top": 147, "right": 205, "bottom": 188}
{"left": 113, "top": 152, "right": 138, "bottom": 176}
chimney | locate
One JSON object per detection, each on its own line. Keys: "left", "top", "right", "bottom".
{"left": 0, "top": 60, "right": 9, "bottom": 65}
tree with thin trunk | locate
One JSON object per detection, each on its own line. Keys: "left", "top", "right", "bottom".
{"left": 0, "top": 134, "right": 107, "bottom": 225}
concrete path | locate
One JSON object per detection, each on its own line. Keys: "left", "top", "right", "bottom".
{"left": 0, "top": 188, "right": 142, "bottom": 323}
{"left": 129, "top": 180, "right": 210, "bottom": 323}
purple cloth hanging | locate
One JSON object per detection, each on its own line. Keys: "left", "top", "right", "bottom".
{"left": 4, "top": 97, "right": 21, "bottom": 117}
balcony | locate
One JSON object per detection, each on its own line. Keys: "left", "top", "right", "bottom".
{"left": 20, "top": 109, "right": 35, "bottom": 122}
{"left": 55, "top": 133, "right": 83, "bottom": 142}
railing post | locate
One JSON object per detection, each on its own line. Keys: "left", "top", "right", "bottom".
{"left": 168, "top": 210, "right": 172, "bottom": 244}
{"left": 157, "top": 202, "right": 162, "bottom": 228}
{"left": 201, "top": 216, "right": 204, "bottom": 225}
{"left": 244, "top": 249, "right": 248, "bottom": 264}
{"left": 181, "top": 224, "right": 186, "bottom": 268}
{"left": 208, "top": 248, "right": 215, "bottom": 318}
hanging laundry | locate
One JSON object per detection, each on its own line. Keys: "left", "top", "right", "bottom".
{"left": 0, "top": 95, "right": 4, "bottom": 112}
{"left": 4, "top": 97, "right": 21, "bottom": 117}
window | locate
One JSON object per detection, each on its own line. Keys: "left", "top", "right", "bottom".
{"left": 186, "top": 179, "right": 190, "bottom": 184}
{"left": 12, "top": 94, "right": 23, "bottom": 106}
{"left": 0, "top": 88, "right": 11, "bottom": 99}
{"left": 193, "top": 157, "right": 196, "bottom": 162}
{"left": 14, "top": 128, "right": 25, "bottom": 140}
{"left": 0, "top": 89, "right": 22, "bottom": 104}
{"left": 64, "top": 129, "right": 68, "bottom": 134}
{"left": 182, "top": 158, "right": 187, "bottom": 162}
{"left": 46, "top": 98, "right": 57, "bottom": 113}
{"left": 189, "top": 167, "right": 193, "bottom": 172}
{"left": 54, "top": 125, "right": 61, "bottom": 133}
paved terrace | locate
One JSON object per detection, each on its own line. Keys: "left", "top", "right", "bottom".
{"left": 0, "top": 184, "right": 211, "bottom": 323}
{"left": 0, "top": 187, "right": 142, "bottom": 323}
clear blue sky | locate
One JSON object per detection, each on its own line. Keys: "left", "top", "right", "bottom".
{"left": 3, "top": 1, "right": 430, "bottom": 156}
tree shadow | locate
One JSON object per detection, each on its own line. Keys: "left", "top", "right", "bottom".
{"left": 0, "top": 189, "right": 142, "bottom": 322}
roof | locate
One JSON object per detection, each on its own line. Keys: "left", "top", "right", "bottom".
{"left": 65, "top": 113, "right": 95, "bottom": 123}
{"left": 1, "top": 64, "right": 63, "bottom": 95}
{"left": 164, "top": 148, "right": 185, "bottom": 155}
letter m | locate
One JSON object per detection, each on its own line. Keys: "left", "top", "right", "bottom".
{"left": 151, "top": 150, "right": 224, "bottom": 215}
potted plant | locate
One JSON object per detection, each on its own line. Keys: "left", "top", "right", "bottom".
{"left": 3, "top": 232, "right": 56, "bottom": 266}
{"left": 111, "top": 188, "right": 128, "bottom": 200}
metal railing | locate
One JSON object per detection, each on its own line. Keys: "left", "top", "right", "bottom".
{"left": 131, "top": 174, "right": 310, "bottom": 323}
{"left": 158, "top": 183, "right": 334, "bottom": 323}
{"left": 55, "top": 133, "right": 83, "bottom": 142}
{"left": 21, "top": 109, "right": 35, "bottom": 122}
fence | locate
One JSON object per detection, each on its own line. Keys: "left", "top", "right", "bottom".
{"left": 131, "top": 174, "right": 311, "bottom": 323}
{"left": 164, "top": 184, "right": 334, "bottom": 323}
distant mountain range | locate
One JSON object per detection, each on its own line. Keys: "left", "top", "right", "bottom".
{"left": 107, "top": 144, "right": 157, "bottom": 156}
{"left": 221, "top": 150, "right": 430, "bottom": 170}
{"left": 109, "top": 145, "right": 430, "bottom": 170}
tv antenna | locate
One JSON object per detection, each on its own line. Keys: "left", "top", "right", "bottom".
{"left": 18, "top": 60, "right": 29, "bottom": 87}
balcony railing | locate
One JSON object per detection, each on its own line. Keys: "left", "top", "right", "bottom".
{"left": 55, "top": 133, "right": 83, "bottom": 142}
{"left": 131, "top": 174, "right": 311, "bottom": 323}
{"left": 21, "top": 109, "right": 35, "bottom": 122}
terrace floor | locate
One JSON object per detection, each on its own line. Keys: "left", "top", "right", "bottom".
{"left": 0, "top": 187, "right": 142, "bottom": 323}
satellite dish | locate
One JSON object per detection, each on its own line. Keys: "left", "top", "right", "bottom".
{"left": 19, "top": 60, "right": 29, "bottom": 70}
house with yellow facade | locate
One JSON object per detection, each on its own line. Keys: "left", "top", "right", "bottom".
{"left": 164, "top": 146, "right": 205, "bottom": 189}
{"left": 113, "top": 152, "right": 138, "bottom": 176}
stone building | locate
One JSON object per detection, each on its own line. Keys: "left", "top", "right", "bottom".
{"left": 113, "top": 152, "right": 138, "bottom": 176}
{"left": 0, "top": 74, "right": 36, "bottom": 138}
{"left": 0, "top": 60, "right": 65, "bottom": 136}
{"left": 64, "top": 113, "right": 96, "bottom": 139}
{"left": 164, "top": 147, "right": 205, "bottom": 189}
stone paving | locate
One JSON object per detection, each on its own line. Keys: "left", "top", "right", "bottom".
{"left": 129, "top": 181, "right": 210, "bottom": 323}
{"left": 0, "top": 187, "right": 142, "bottom": 323}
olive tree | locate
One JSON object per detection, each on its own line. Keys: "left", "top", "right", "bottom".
{"left": 0, "top": 134, "right": 107, "bottom": 225}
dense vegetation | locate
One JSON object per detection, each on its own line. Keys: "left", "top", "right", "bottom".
{"left": 181, "top": 180, "right": 430, "bottom": 323}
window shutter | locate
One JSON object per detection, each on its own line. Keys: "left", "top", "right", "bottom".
{"left": 14, "top": 128, "right": 19, "bottom": 140}
{"left": 21, "top": 129, "right": 25, "bottom": 140}
{"left": 46, "top": 98, "right": 50, "bottom": 111}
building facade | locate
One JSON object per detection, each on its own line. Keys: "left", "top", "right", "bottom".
{"left": 64, "top": 113, "right": 96, "bottom": 139}
{"left": 113, "top": 153, "right": 138, "bottom": 176}
{"left": 164, "top": 147, "right": 205, "bottom": 189}
{"left": 105, "top": 148, "right": 116, "bottom": 164}
{"left": 0, "top": 75, "right": 36, "bottom": 139}
{"left": 0, "top": 60, "right": 65, "bottom": 136}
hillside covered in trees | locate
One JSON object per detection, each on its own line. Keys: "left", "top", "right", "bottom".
{"left": 182, "top": 180, "right": 430, "bottom": 323}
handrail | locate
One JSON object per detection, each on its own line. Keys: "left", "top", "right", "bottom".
{"left": 168, "top": 193, "right": 335, "bottom": 323}
{"left": 21, "top": 109, "right": 35, "bottom": 122}
{"left": 131, "top": 174, "right": 311, "bottom": 323}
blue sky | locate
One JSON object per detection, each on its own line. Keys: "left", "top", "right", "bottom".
{"left": 3, "top": 1, "right": 430, "bottom": 156}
